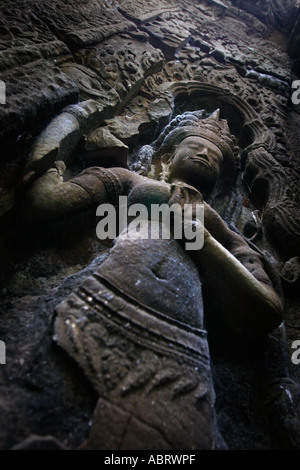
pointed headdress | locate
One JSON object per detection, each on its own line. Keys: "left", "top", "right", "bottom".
{"left": 154, "top": 109, "right": 237, "bottom": 180}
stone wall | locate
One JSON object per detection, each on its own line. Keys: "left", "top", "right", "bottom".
{"left": 0, "top": 0, "right": 300, "bottom": 450}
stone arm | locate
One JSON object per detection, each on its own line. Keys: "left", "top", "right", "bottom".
{"left": 189, "top": 202, "right": 284, "bottom": 340}
{"left": 19, "top": 164, "right": 145, "bottom": 226}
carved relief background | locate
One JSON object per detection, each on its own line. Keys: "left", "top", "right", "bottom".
{"left": 0, "top": 0, "right": 300, "bottom": 450}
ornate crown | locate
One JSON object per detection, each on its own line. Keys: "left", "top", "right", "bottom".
{"left": 153, "top": 109, "right": 237, "bottom": 180}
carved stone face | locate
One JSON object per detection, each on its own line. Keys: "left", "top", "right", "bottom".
{"left": 168, "top": 136, "right": 224, "bottom": 193}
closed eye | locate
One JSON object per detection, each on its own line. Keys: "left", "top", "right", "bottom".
{"left": 196, "top": 153, "right": 209, "bottom": 161}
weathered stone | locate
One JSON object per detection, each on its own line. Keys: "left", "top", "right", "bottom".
{"left": 1, "top": 0, "right": 300, "bottom": 453}
{"left": 139, "top": 13, "right": 195, "bottom": 60}
{"left": 84, "top": 126, "right": 129, "bottom": 168}
{"left": 73, "top": 34, "right": 165, "bottom": 106}
{"left": 281, "top": 257, "right": 300, "bottom": 285}
{"left": 22, "top": 98, "right": 122, "bottom": 185}
{"left": 288, "top": 7, "right": 300, "bottom": 75}
{"left": 54, "top": 229, "right": 221, "bottom": 450}
{"left": 0, "top": 61, "right": 79, "bottom": 150}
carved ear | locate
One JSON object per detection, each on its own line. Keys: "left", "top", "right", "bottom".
{"left": 210, "top": 109, "right": 220, "bottom": 121}
{"left": 161, "top": 153, "right": 173, "bottom": 165}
